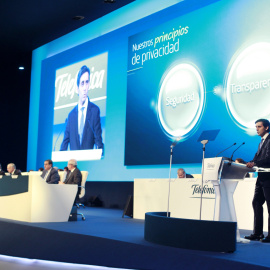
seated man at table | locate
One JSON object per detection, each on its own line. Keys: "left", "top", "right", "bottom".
{"left": 177, "top": 168, "right": 194, "bottom": 178}
{"left": 41, "top": 159, "right": 59, "bottom": 184}
{"left": 7, "top": 163, "right": 21, "bottom": 176}
{"left": 0, "top": 163, "right": 5, "bottom": 176}
{"left": 59, "top": 159, "right": 82, "bottom": 202}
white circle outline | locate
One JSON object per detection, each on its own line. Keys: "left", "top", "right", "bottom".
{"left": 157, "top": 63, "right": 205, "bottom": 139}
{"left": 225, "top": 42, "right": 270, "bottom": 129}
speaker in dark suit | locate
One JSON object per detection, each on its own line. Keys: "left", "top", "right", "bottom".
{"left": 245, "top": 119, "right": 270, "bottom": 242}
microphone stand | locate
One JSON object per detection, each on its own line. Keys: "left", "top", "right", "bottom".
{"left": 167, "top": 145, "right": 174, "bottom": 218}
{"left": 215, "top": 143, "right": 236, "bottom": 157}
{"left": 199, "top": 139, "right": 208, "bottom": 220}
{"left": 230, "top": 142, "right": 245, "bottom": 162}
{"left": 167, "top": 137, "right": 180, "bottom": 218}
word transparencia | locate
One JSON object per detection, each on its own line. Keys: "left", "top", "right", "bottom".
{"left": 230, "top": 78, "right": 270, "bottom": 94}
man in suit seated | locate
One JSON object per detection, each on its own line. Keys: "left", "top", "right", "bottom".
{"left": 59, "top": 159, "right": 82, "bottom": 202}
{"left": 7, "top": 163, "right": 21, "bottom": 176}
{"left": 177, "top": 168, "right": 194, "bottom": 178}
{"left": 0, "top": 163, "right": 5, "bottom": 176}
{"left": 41, "top": 159, "right": 60, "bottom": 184}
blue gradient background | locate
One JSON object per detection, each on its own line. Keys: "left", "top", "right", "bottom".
{"left": 125, "top": 0, "right": 270, "bottom": 165}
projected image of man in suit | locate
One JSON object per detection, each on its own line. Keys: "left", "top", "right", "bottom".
{"left": 60, "top": 65, "right": 104, "bottom": 151}
{"left": 245, "top": 119, "right": 270, "bottom": 242}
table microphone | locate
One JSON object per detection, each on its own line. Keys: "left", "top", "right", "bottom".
{"left": 230, "top": 142, "right": 245, "bottom": 161}
{"left": 215, "top": 142, "right": 236, "bottom": 157}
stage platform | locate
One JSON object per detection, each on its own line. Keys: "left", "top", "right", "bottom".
{"left": 0, "top": 207, "right": 270, "bottom": 269}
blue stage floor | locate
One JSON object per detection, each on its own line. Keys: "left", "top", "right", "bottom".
{"left": 1, "top": 207, "right": 270, "bottom": 269}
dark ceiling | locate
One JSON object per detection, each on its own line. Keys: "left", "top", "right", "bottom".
{"left": 0, "top": 0, "right": 134, "bottom": 66}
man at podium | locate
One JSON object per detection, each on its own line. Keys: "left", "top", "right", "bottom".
{"left": 245, "top": 119, "right": 270, "bottom": 243}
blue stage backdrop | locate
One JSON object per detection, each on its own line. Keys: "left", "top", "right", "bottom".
{"left": 28, "top": 0, "right": 270, "bottom": 180}
{"left": 125, "top": 0, "right": 270, "bottom": 165}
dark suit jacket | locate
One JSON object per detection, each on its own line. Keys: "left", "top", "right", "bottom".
{"left": 252, "top": 134, "right": 270, "bottom": 186}
{"left": 11, "top": 169, "right": 21, "bottom": 176}
{"left": 41, "top": 167, "right": 60, "bottom": 184}
{"left": 0, "top": 170, "right": 5, "bottom": 176}
{"left": 64, "top": 168, "right": 82, "bottom": 200}
{"left": 60, "top": 99, "right": 103, "bottom": 151}
{"left": 186, "top": 174, "right": 194, "bottom": 178}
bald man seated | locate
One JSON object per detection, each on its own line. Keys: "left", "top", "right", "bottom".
{"left": 177, "top": 168, "right": 193, "bottom": 178}
{"left": 7, "top": 163, "right": 21, "bottom": 176}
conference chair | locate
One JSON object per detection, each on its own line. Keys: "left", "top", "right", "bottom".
{"left": 76, "top": 171, "right": 89, "bottom": 221}
{"left": 191, "top": 174, "right": 202, "bottom": 178}
{"left": 58, "top": 171, "right": 67, "bottom": 182}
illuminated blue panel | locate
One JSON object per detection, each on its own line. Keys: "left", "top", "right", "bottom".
{"left": 28, "top": 0, "right": 270, "bottom": 180}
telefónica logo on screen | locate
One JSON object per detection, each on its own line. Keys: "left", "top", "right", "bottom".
{"left": 157, "top": 63, "right": 205, "bottom": 140}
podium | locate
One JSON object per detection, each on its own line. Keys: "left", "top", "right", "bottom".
{"left": 203, "top": 157, "right": 255, "bottom": 241}
{"left": 0, "top": 175, "right": 77, "bottom": 222}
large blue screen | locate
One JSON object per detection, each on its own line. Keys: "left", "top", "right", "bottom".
{"left": 125, "top": 0, "right": 270, "bottom": 165}
{"left": 28, "top": 0, "right": 270, "bottom": 180}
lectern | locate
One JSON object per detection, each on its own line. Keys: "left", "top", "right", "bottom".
{"left": 203, "top": 157, "right": 255, "bottom": 241}
{"left": 0, "top": 175, "right": 77, "bottom": 222}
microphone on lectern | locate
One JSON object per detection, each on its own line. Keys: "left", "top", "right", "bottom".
{"left": 171, "top": 137, "right": 181, "bottom": 148}
{"left": 201, "top": 140, "right": 209, "bottom": 145}
{"left": 230, "top": 142, "right": 245, "bottom": 161}
{"left": 215, "top": 142, "right": 236, "bottom": 157}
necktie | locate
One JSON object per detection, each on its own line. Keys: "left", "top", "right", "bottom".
{"left": 79, "top": 107, "right": 85, "bottom": 145}
{"left": 44, "top": 171, "right": 49, "bottom": 181}
{"left": 258, "top": 138, "right": 264, "bottom": 153}
{"left": 65, "top": 171, "right": 71, "bottom": 183}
